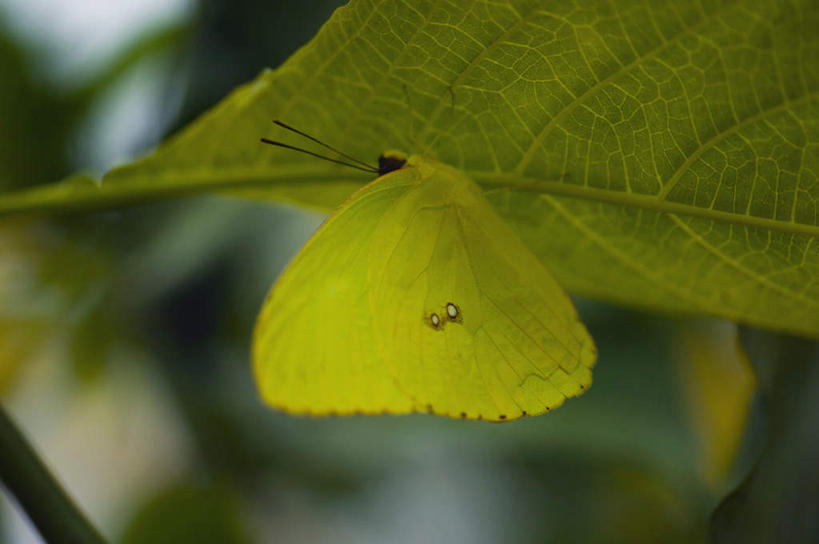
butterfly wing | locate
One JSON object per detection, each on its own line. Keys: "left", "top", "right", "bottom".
{"left": 253, "top": 174, "right": 417, "bottom": 415}
{"left": 253, "top": 157, "right": 596, "bottom": 420}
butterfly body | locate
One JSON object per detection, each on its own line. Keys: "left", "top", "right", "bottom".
{"left": 253, "top": 155, "right": 595, "bottom": 421}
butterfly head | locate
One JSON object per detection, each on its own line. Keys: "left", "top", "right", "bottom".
{"left": 377, "top": 151, "right": 408, "bottom": 176}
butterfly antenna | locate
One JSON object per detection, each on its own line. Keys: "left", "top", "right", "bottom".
{"left": 259, "top": 138, "right": 378, "bottom": 174}
{"left": 272, "top": 120, "right": 377, "bottom": 171}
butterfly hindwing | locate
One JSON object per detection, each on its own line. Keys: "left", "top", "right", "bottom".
{"left": 367, "top": 158, "right": 595, "bottom": 419}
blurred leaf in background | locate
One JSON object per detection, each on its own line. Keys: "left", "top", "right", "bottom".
{"left": 0, "top": 0, "right": 194, "bottom": 394}
{"left": 0, "top": 219, "right": 113, "bottom": 392}
{"left": 120, "top": 483, "right": 250, "bottom": 544}
{"left": 674, "top": 321, "right": 756, "bottom": 492}
{"left": 0, "top": 31, "right": 73, "bottom": 191}
{"left": 710, "top": 334, "right": 819, "bottom": 544}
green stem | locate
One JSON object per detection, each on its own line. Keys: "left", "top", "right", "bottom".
{"left": 0, "top": 168, "right": 368, "bottom": 218}
{"left": 0, "top": 402, "right": 106, "bottom": 544}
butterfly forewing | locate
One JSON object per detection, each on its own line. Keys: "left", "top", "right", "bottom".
{"left": 253, "top": 178, "right": 414, "bottom": 414}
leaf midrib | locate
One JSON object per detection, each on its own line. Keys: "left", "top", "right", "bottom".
{"left": 475, "top": 171, "right": 819, "bottom": 238}
{"left": 3, "top": 161, "right": 817, "bottom": 239}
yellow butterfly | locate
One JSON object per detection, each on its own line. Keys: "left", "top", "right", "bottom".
{"left": 254, "top": 125, "right": 596, "bottom": 421}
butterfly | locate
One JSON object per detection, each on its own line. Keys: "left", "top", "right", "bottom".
{"left": 253, "top": 122, "right": 596, "bottom": 421}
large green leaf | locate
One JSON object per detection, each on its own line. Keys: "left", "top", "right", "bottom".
{"left": 2, "top": 0, "right": 818, "bottom": 335}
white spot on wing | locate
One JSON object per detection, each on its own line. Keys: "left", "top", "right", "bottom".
{"left": 446, "top": 303, "right": 458, "bottom": 319}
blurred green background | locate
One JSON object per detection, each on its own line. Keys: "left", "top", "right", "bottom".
{"left": 1, "top": 1, "right": 811, "bottom": 542}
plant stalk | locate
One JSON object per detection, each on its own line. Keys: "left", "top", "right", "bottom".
{"left": 0, "top": 402, "right": 106, "bottom": 543}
